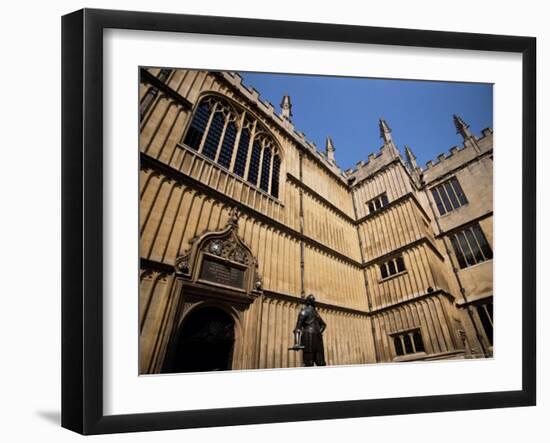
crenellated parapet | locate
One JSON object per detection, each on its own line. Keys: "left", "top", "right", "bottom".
{"left": 144, "top": 68, "right": 492, "bottom": 198}
{"left": 344, "top": 143, "right": 401, "bottom": 185}
{"left": 345, "top": 116, "right": 492, "bottom": 191}
{"left": 421, "top": 126, "right": 493, "bottom": 184}
{"left": 220, "top": 74, "right": 495, "bottom": 195}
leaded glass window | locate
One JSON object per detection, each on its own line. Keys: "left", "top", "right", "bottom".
{"left": 202, "top": 110, "right": 224, "bottom": 160}
{"left": 271, "top": 155, "right": 281, "bottom": 198}
{"left": 450, "top": 223, "right": 492, "bottom": 269}
{"left": 431, "top": 177, "right": 468, "bottom": 216}
{"left": 233, "top": 127, "right": 250, "bottom": 177}
{"left": 183, "top": 101, "right": 212, "bottom": 150}
{"left": 247, "top": 141, "right": 262, "bottom": 186}
{"left": 181, "top": 96, "right": 282, "bottom": 200}
{"left": 218, "top": 121, "right": 237, "bottom": 168}
{"left": 259, "top": 148, "right": 272, "bottom": 192}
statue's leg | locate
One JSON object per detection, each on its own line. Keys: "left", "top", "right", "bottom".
{"left": 314, "top": 335, "right": 327, "bottom": 366}
{"left": 302, "top": 332, "right": 314, "bottom": 366}
{"left": 314, "top": 352, "right": 326, "bottom": 366}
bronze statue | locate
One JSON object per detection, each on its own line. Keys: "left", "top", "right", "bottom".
{"left": 289, "top": 294, "right": 327, "bottom": 366}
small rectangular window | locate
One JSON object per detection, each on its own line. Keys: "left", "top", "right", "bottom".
{"left": 450, "top": 223, "right": 493, "bottom": 269}
{"left": 380, "top": 255, "right": 406, "bottom": 279}
{"left": 392, "top": 329, "right": 425, "bottom": 357}
{"left": 367, "top": 193, "right": 389, "bottom": 214}
{"left": 431, "top": 177, "right": 468, "bottom": 215}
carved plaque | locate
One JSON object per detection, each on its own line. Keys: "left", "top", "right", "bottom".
{"left": 199, "top": 255, "right": 246, "bottom": 290}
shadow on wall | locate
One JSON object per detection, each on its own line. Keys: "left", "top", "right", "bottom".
{"left": 35, "top": 410, "right": 60, "bottom": 426}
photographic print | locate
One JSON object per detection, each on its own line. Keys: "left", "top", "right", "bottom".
{"left": 138, "top": 68, "right": 493, "bottom": 375}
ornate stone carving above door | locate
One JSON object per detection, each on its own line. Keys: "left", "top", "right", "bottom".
{"left": 174, "top": 207, "right": 263, "bottom": 296}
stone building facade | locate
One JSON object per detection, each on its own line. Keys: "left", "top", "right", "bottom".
{"left": 138, "top": 68, "right": 494, "bottom": 374}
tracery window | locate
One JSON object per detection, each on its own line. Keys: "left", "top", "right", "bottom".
{"left": 218, "top": 121, "right": 237, "bottom": 169}
{"left": 259, "top": 148, "right": 272, "bottom": 192}
{"left": 183, "top": 101, "right": 211, "bottom": 150}
{"left": 202, "top": 111, "right": 225, "bottom": 160}
{"left": 247, "top": 141, "right": 262, "bottom": 186}
{"left": 182, "top": 96, "right": 282, "bottom": 199}
{"left": 257, "top": 134, "right": 275, "bottom": 192}
{"left": 233, "top": 123, "right": 251, "bottom": 177}
{"left": 271, "top": 155, "right": 281, "bottom": 199}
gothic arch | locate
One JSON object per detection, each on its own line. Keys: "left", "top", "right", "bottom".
{"left": 182, "top": 92, "right": 284, "bottom": 199}
{"left": 168, "top": 302, "right": 243, "bottom": 373}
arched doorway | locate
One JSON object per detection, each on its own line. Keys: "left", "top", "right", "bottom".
{"left": 170, "top": 306, "right": 235, "bottom": 373}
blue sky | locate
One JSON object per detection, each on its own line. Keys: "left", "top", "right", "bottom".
{"left": 238, "top": 72, "right": 493, "bottom": 171}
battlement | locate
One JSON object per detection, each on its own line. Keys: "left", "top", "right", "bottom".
{"left": 422, "top": 127, "right": 493, "bottom": 172}
{"left": 338, "top": 123, "right": 493, "bottom": 189}
{"left": 221, "top": 72, "right": 493, "bottom": 188}
{"left": 342, "top": 144, "right": 397, "bottom": 184}
{"left": 422, "top": 146, "right": 461, "bottom": 170}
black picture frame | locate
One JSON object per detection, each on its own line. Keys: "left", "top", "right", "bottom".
{"left": 61, "top": 8, "right": 536, "bottom": 435}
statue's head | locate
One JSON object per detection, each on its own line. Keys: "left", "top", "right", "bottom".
{"left": 306, "top": 294, "right": 316, "bottom": 306}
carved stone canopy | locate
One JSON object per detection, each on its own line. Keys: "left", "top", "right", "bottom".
{"left": 175, "top": 208, "right": 262, "bottom": 295}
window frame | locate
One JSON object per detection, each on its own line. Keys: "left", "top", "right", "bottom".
{"left": 181, "top": 94, "right": 283, "bottom": 200}
{"left": 430, "top": 176, "right": 469, "bottom": 216}
{"left": 379, "top": 254, "right": 407, "bottom": 281}
{"left": 391, "top": 328, "right": 427, "bottom": 358}
{"left": 449, "top": 223, "right": 493, "bottom": 269}
{"left": 366, "top": 192, "right": 390, "bottom": 215}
